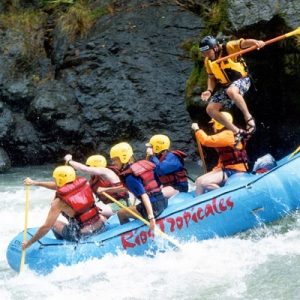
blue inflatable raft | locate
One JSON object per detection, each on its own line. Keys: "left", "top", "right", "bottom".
{"left": 6, "top": 151, "right": 300, "bottom": 274}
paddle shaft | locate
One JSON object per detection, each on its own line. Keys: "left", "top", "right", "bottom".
{"left": 101, "top": 192, "right": 182, "bottom": 249}
{"left": 187, "top": 175, "right": 196, "bottom": 183}
{"left": 20, "top": 185, "right": 30, "bottom": 272}
{"left": 214, "top": 27, "right": 300, "bottom": 64}
{"left": 196, "top": 139, "right": 207, "bottom": 174}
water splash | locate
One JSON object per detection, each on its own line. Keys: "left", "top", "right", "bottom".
{"left": 1, "top": 166, "right": 300, "bottom": 300}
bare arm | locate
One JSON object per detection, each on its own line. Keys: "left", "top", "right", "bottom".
{"left": 97, "top": 185, "right": 128, "bottom": 194}
{"left": 68, "top": 159, "right": 100, "bottom": 175}
{"left": 207, "top": 76, "right": 217, "bottom": 91}
{"left": 201, "top": 76, "right": 217, "bottom": 101}
{"left": 241, "top": 39, "right": 265, "bottom": 49}
{"left": 140, "top": 193, "right": 155, "bottom": 230}
{"left": 22, "top": 198, "right": 62, "bottom": 249}
{"left": 23, "top": 177, "right": 56, "bottom": 190}
{"left": 64, "top": 154, "right": 119, "bottom": 183}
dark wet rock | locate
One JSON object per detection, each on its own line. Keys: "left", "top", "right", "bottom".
{"left": 227, "top": 0, "right": 300, "bottom": 30}
{"left": 0, "top": 147, "right": 11, "bottom": 172}
{"left": 54, "top": 0, "right": 201, "bottom": 160}
{"left": 27, "top": 80, "right": 84, "bottom": 138}
{"left": 0, "top": 103, "right": 14, "bottom": 140}
{"left": 1, "top": 78, "right": 35, "bottom": 107}
{"left": 5, "top": 114, "right": 41, "bottom": 165}
{"left": 51, "top": 26, "right": 71, "bottom": 68}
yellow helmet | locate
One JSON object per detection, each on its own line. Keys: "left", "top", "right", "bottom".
{"left": 86, "top": 155, "right": 107, "bottom": 167}
{"left": 209, "top": 112, "right": 233, "bottom": 130}
{"left": 110, "top": 142, "right": 133, "bottom": 164}
{"left": 148, "top": 134, "right": 170, "bottom": 154}
{"left": 53, "top": 166, "right": 76, "bottom": 187}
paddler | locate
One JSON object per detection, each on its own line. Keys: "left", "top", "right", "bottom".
{"left": 199, "top": 35, "right": 265, "bottom": 143}
{"left": 191, "top": 112, "right": 249, "bottom": 195}
{"left": 22, "top": 166, "right": 106, "bottom": 249}
{"left": 64, "top": 154, "right": 132, "bottom": 218}
{"left": 110, "top": 142, "right": 167, "bottom": 230}
{"left": 146, "top": 134, "right": 189, "bottom": 198}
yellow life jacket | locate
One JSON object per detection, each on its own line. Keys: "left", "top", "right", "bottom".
{"left": 206, "top": 42, "right": 248, "bottom": 86}
{"left": 207, "top": 58, "right": 248, "bottom": 86}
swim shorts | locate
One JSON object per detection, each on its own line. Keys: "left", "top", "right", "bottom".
{"left": 209, "top": 77, "right": 251, "bottom": 109}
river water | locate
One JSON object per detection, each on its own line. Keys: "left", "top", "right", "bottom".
{"left": 0, "top": 165, "right": 300, "bottom": 300}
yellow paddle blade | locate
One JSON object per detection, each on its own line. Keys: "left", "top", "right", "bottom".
{"left": 285, "top": 26, "right": 300, "bottom": 38}
{"left": 20, "top": 250, "right": 26, "bottom": 273}
{"left": 289, "top": 146, "right": 300, "bottom": 159}
{"left": 20, "top": 185, "right": 30, "bottom": 272}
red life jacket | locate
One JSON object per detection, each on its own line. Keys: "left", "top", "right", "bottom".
{"left": 158, "top": 150, "right": 188, "bottom": 186}
{"left": 56, "top": 177, "right": 99, "bottom": 227}
{"left": 89, "top": 174, "right": 129, "bottom": 204}
{"left": 120, "top": 160, "right": 161, "bottom": 196}
{"left": 108, "top": 165, "right": 121, "bottom": 176}
{"left": 216, "top": 144, "right": 248, "bottom": 168}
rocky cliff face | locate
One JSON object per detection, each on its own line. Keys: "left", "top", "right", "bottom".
{"left": 0, "top": 0, "right": 300, "bottom": 171}
{"left": 227, "top": 0, "right": 300, "bottom": 30}
{"left": 0, "top": 0, "right": 201, "bottom": 170}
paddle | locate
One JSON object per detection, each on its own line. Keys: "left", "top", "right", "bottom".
{"left": 187, "top": 175, "right": 196, "bottom": 183}
{"left": 196, "top": 139, "right": 207, "bottom": 174}
{"left": 101, "top": 192, "right": 183, "bottom": 249}
{"left": 214, "top": 26, "right": 300, "bottom": 64}
{"left": 289, "top": 146, "right": 300, "bottom": 159}
{"left": 20, "top": 185, "right": 30, "bottom": 272}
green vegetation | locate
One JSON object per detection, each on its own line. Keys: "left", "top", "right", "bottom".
{"left": 202, "top": 0, "right": 229, "bottom": 35}
{"left": 0, "top": 9, "right": 47, "bottom": 71}
{"left": 57, "top": 1, "right": 95, "bottom": 41}
{"left": 47, "top": 0, "right": 75, "bottom": 5}
{"left": 0, "top": 0, "right": 119, "bottom": 73}
{"left": 185, "top": 45, "right": 204, "bottom": 101}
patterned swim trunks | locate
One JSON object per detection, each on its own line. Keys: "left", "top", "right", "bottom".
{"left": 209, "top": 77, "right": 251, "bottom": 109}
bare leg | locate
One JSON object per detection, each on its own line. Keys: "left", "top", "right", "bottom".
{"left": 97, "top": 203, "right": 114, "bottom": 218}
{"left": 206, "top": 102, "right": 239, "bottom": 134}
{"left": 117, "top": 205, "right": 141, "bottom": 224}
{"left": 162, "top": 186, "right": 179, "bottom": 199}
{"left": 52, "top": 220, "right": 67, "bottom": 236}
{"left": 226, "top": 86, "right": 255, "bottom": 130}
{"left": 195, "top": 170, "right": 227, "bottom": 196}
